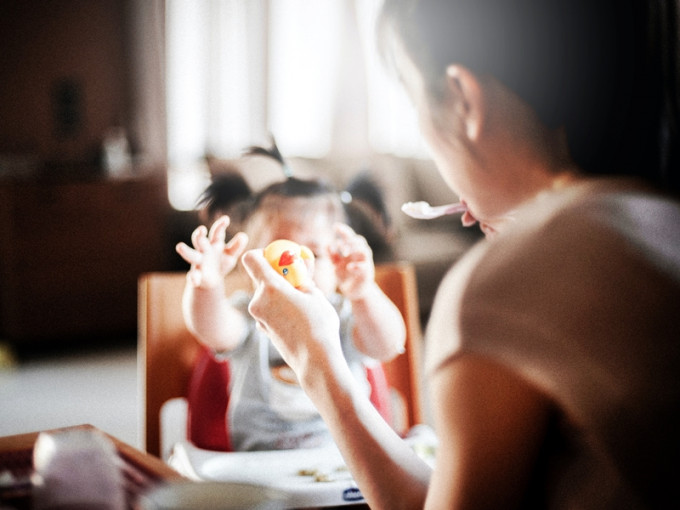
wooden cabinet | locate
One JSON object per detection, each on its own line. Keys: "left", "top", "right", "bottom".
{"left": 0, "top": 173, "right": 170, "bottom": 346}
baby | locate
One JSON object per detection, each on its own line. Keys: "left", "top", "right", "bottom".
{"left": 176, "top": 143, "right": 405, "bottom": 450}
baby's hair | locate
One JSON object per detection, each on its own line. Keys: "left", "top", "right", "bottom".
{"left": 242, "top": 136, "right": 343, "bottom": 219}
{"left": 243, "top": 136, "right": 292, "bottom": 178}
{"left": 243, "top": 177, "right": 347, "bottom": 236}
{"left": 241, "top": 138, "right": 346, "bottom": 230}
{"left": 196, "top": 171, "right": 252, "bottom": 221}
{"left": 342, "top": 170, "right": 394, "bottom": 262}
{"left": 241, "top": 137, "right": 397, "bottom": 258}
{"left": 251, "top": 177, "right": 340, "bottom": 208}
{"left": 242, "top": 176, "right": 347, "bottom": 250}
{"left": 344, "top": 170, "right": 392, "bottom": 231}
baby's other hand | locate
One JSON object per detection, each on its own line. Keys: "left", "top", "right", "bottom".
{"left": 175, "top": 216, "right": 249, "bottom": 289}
{"left": 330, "top": 223, "right": 375, "bottom": 300}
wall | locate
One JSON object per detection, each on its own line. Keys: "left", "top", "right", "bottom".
{"left": 0, "top": 2, "right": 177, "bottom": 349}
{"left": 0, "top": 0, "right": 132, "bottom": 169}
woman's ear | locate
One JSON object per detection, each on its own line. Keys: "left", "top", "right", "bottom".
{"left": 445, "top": 65, "right": 485, "bottom": 142}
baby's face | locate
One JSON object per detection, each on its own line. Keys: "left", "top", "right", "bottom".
{"left": 249, "top": 205, "right": 339, "bottom": 295}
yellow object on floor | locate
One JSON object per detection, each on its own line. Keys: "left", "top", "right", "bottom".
{"left": 0, "top": 343, "right": 17, "bottom": 368}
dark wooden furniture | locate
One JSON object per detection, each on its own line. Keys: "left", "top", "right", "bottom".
{"left": 0, "top": 173, "right": 169, "bottom": 347}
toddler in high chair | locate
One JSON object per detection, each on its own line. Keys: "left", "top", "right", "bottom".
{"left": 176, "top": 140, "right": 405, "bottom": 451}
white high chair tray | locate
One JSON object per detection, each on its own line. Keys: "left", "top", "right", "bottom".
{"left": 168, "top": 441, "right": 364, "bottom": 508}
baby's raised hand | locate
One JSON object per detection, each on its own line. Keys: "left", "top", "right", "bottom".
{"left": 330, "top": 223, "right": 375, "bottom": 300}
{"left": 175, "top": 216, "right": 249, "bottom": 289}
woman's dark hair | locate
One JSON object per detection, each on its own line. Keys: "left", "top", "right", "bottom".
{"left": 377, "top": 0, "right": 680, "bottom": 193}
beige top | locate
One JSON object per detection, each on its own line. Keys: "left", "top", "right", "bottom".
{"left": 426, "top": 178, "right": 680, "bottom": 509}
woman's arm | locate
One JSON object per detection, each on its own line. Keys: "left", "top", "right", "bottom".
{"left": 427, "top": 356, "right": 551, "bottom": 509}
{"left": 304, "top": 352, "right": 431, "bottom": 509}
{"left": 243, "top": 249, "right": 552, "bottom": 509}
{"left": 242, "top": 249, "right": 431, "bottom": 509}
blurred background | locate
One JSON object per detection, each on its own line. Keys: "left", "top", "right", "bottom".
{"left": 0, "top": 0, "right": 478, "bottom": 447}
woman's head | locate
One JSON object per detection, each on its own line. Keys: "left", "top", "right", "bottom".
{"left": 379, "top": 2, "right": 628, "bottom": 120}
{"left": 377, "top": 0, "right": 678, "bottom": 192}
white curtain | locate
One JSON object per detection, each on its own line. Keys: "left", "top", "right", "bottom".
{"left": 166, "top": 0, "right": 270, "bottom": 208}
{"left": 165, "top": 0, "right": 426, "bottom": 210}
{"left": 355, "top": 0, "right": 427, "bottom": 156}
{"left": 128, "top": 0, "right": 167, "bottom": 167}
{"left": 269, "top": 0, "right": 344, "bottom": 156}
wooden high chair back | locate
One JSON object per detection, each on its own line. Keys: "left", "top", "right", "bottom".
{"left": 138, "top": 262, "right": 424, "bottom": 458}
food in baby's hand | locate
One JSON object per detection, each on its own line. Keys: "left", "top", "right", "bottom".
{"left": 264, "top": 239, "right": 314, "bottom": 288}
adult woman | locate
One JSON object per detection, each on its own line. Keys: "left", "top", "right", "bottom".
{"left": 242, "top": 0, "right": 680, "bottom": 508}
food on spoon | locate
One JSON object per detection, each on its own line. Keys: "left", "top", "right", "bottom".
{"left": 264, "top": 239, "right": 314, "bottom": 288}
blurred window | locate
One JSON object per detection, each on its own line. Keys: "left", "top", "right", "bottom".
{"left": 166, "top": 0, "right": 426, "bottom": 210}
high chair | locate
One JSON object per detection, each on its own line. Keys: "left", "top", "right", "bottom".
{"left": 138, "top": 262, "right": 424, "bottom": 458}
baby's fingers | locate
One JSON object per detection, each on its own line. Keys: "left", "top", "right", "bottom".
{"left": 334, "top": 222, "right": 356, "bottom": 237}
{"left": 334, "top": 223, "right": 370, "bottom": 252}
{"left": 208, "top": 215, "right": 231, "bottom": 245}
{"left": 225, "top": 231, "right": 249, "bottom": 258}
{"left": 191, "top": 225, "right": 209, "bottom": 250}
{"left": 176, "top": 242, "right": 202, "bottom": 266}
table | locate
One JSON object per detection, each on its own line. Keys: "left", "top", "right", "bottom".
{"left": 0, "top": 424, "right": 369, "bottom": 509}
{"left": 0, "top": 424, "right": 183, "bottom": 509}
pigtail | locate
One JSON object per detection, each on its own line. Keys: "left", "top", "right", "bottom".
{"left": 342, "top": 170, "right": 394, "bottom": 262}
{"left": 196, "top": 171, "right": 252, "bottom": 232}
{"left": 243, "top": 135, "right": 293, "bottom": 178}
{"left": 344, "top": 170, "right": 392, "bottom": 231}
{"left": 197, "top": 172, "right": 251, "bottom": 214}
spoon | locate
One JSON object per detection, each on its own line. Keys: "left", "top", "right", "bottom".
{"left": 401, "top": 201, "right": 467, "bottom": 219}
